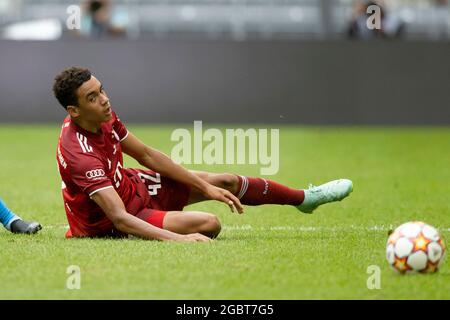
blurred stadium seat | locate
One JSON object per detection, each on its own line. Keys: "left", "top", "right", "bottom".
{"left": 0, "top": 0, "right": 449, "bottom": 40}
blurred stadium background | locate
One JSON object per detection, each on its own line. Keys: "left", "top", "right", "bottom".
{"left": 0, "top": 0, "right": 449, "bottom": 125}
{"left": 1, "top": 0, "right": 450, "bottom": 40}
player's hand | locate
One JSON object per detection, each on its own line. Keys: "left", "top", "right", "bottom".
{"left": 203, "top": 185, "right": 244, "bottom": 214}
{"left": 181, "top": 233, "right": 212, "bottom": 242}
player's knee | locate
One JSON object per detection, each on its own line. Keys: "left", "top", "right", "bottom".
{"left": 202, "top": 214, "right": 221, "bottom": 239}
{"left": 218, "top": 173, "right": 239, "bottom": 194}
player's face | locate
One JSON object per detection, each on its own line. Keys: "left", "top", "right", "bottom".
{"left": 74, "top": 76, "right": 112, "bottom": 123}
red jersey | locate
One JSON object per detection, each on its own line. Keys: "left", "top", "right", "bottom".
{"left": 57, "top": 110, "right": 191, "bottom": 238}
{"left": 57, "top": 111, "right": 136, "bottom": 237}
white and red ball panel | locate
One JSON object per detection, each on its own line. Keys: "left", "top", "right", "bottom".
{"left": 427, "top": 241, "right": 443, "bottom": 264}
{"left": 398, "top": 222, "right": 422, "bottom": 238}
{"left": 422, "top": 225, "right": 440, "bottom": 241}
{"left": 406, "top": 251, "right": 428, "bottom": 271}
{"left": 393, "top": 237, "right": 414, "bottom": 258}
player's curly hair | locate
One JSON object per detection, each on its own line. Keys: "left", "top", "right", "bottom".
{"left": 53, "top": 67, "right": 92, "bottom": 109}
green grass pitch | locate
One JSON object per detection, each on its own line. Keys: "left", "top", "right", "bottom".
{"left": 0, "top": 125, "right": 449, "bottom": 299}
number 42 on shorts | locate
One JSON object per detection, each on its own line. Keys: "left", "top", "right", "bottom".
{"left": 138, "top": 172, "right": 162, "bottom": 196}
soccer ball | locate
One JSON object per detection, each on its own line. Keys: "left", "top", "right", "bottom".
{"left": 386, "top": 221, "right": 446, "bottom": 274}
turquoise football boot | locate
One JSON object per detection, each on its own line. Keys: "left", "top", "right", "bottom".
{"left": 297, "top": 179, "right": 353, "bottom": 214}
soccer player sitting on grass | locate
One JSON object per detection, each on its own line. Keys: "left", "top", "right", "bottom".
{"left": 0, "top": 198, "right": 42, "bottom": 234}
{"left": 53, "top": 67, "right": 353, "bottom": 242}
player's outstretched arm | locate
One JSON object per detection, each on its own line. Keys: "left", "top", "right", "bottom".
{"left": 91, "top": 188, "right": 211, "bottom": 242}
{"left": 121, "top": 132, "right": 244, "bottom": 214}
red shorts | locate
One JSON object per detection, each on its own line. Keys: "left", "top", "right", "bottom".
{"left": 124, "top": 168, "right": 191, "bottom": 229}
{"left": 65, "top": 169, "right": 191, "bottom": 239}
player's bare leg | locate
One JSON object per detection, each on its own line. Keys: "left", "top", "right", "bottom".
{"left": 163, "top": 211, "right": 221, "bottom": 239}
{"left": 187, "top": 171, "right": 240, "bottom": 204}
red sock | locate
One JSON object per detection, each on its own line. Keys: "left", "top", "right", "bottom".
{"left": 235, "top": 176, "right": 304, "bottom": 206}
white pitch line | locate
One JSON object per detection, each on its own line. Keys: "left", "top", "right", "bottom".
{"left": 41, "top": 225, "right": 69, "bottom": 229}
{"left": 39, "top": 224, "right": 450, "bottom": 233}
{"left": 222, "top": 225, "right": 450, "bottom": 233}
